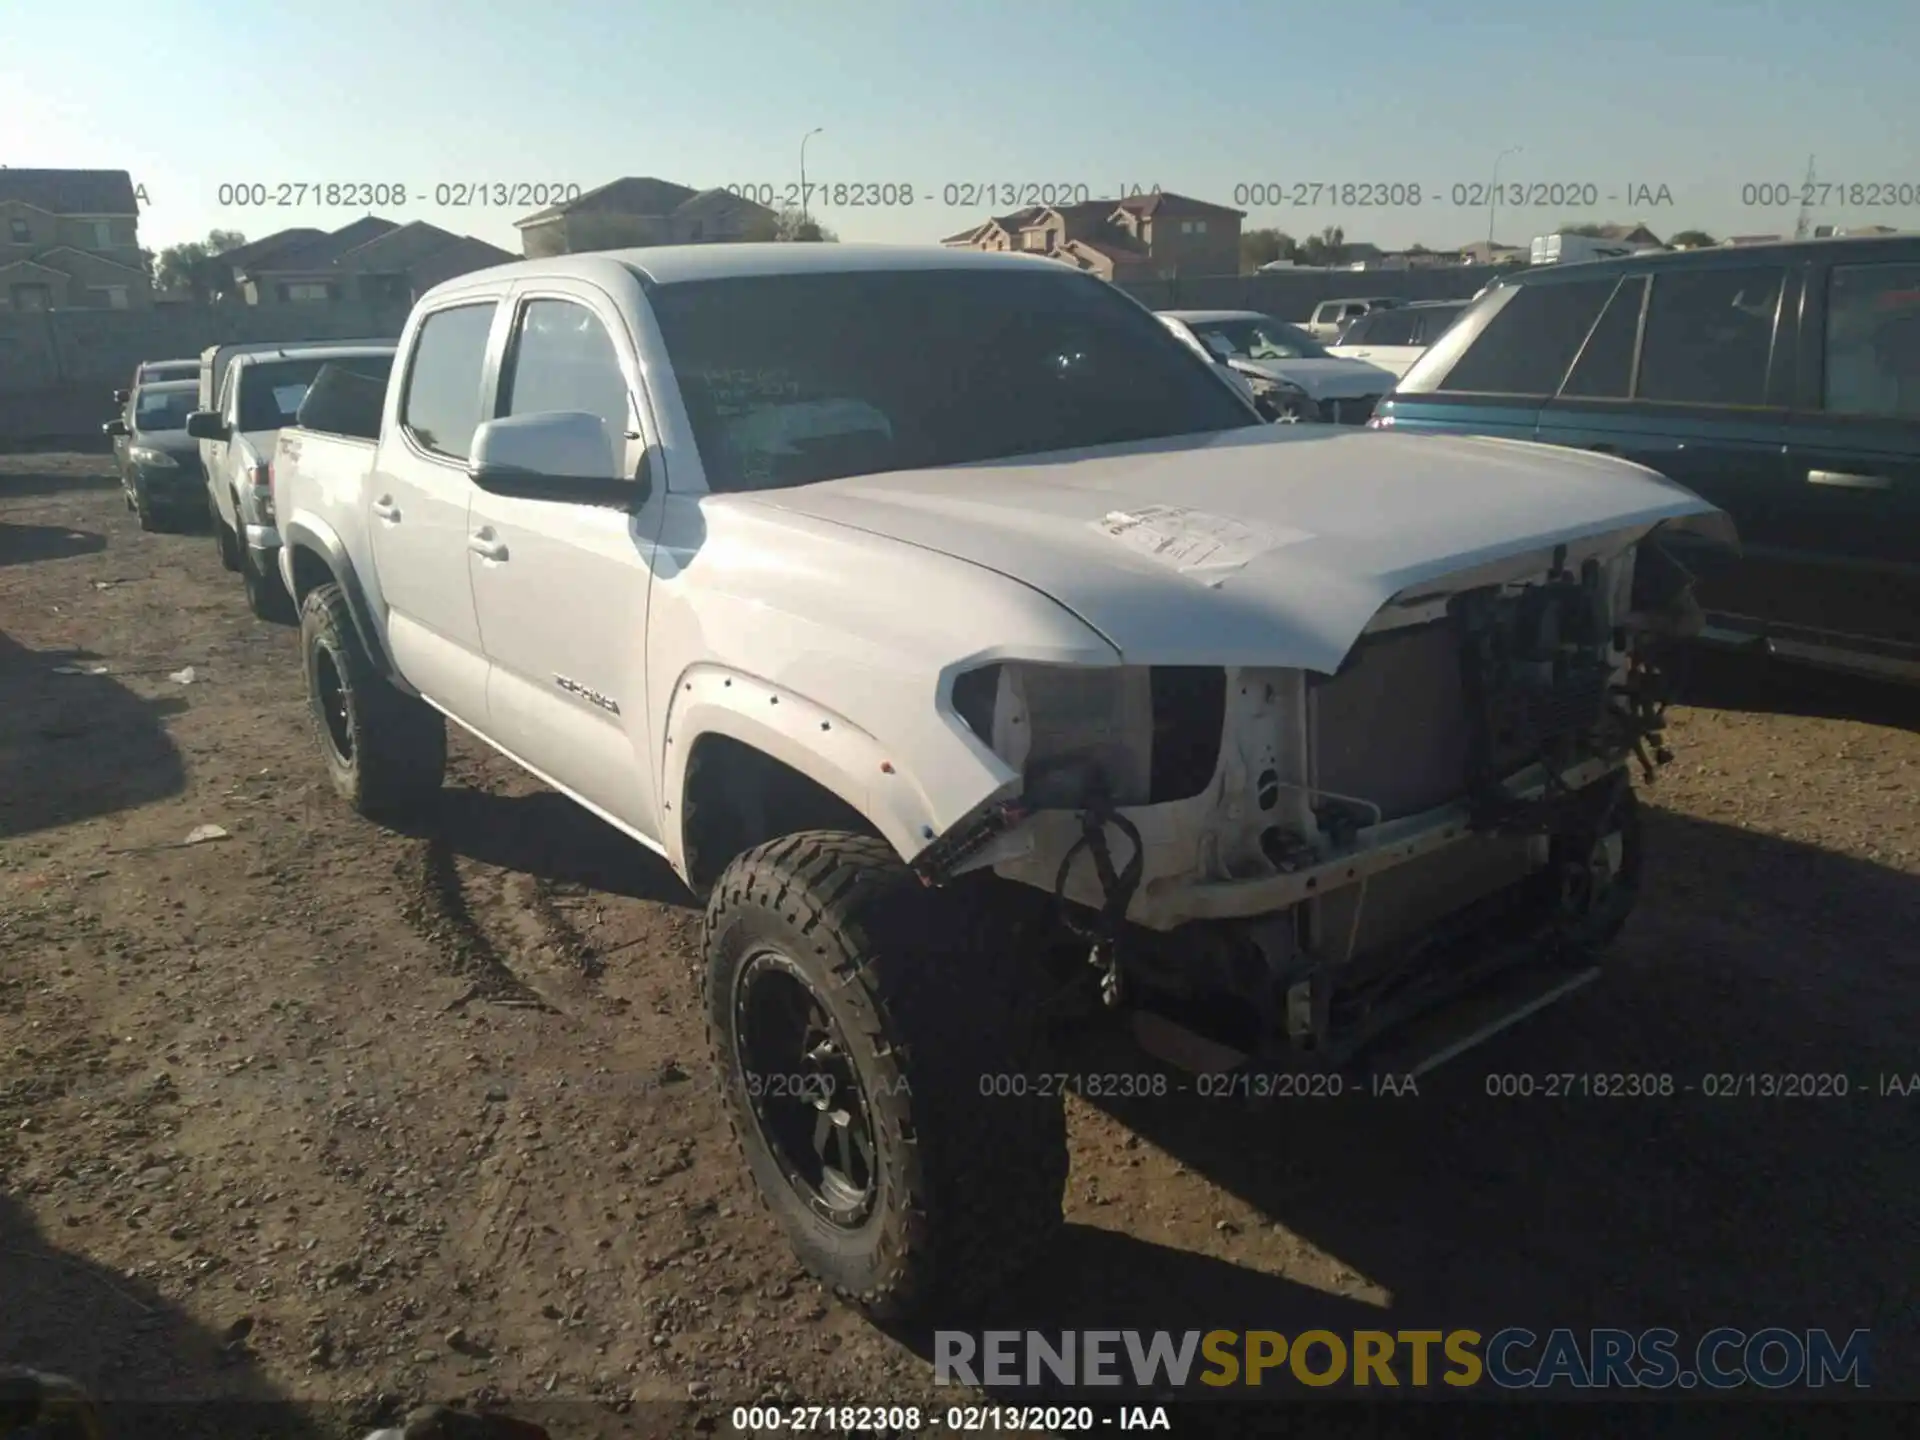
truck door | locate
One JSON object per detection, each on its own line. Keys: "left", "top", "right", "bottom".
{"left": 204, "top": 365, "right": 236, "bottom": 525}
{"left": 466, "top": 281, "right": 665, "bottom": 841}
{"left": 366, "top": 298, "right": 498, "bottom": 725}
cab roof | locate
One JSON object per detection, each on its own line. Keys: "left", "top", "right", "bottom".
{"left": 420, "top": 242, "right": 1077, "bottom": 301}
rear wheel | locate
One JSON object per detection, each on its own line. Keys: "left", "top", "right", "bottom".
{"left": 704, "top": 832, "right": 1068, "bottom": 1322}
{"left": 242, "top": 543, "right": 294, "bottom": 623}
{"left": 299, "top": 582, "right": 445, "bottom": 820}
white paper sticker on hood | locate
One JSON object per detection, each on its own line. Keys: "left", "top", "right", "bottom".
{"left": 1093, "top": 504, "right": 1311, "bottom": 585}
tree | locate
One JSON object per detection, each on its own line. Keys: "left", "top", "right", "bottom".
{"left": 742, "top": 207, "right": 839, "bottom": 243}
{"left": 153, "top": 229, "right": 248, "bottom": 301}
{"left": 1557, "top": 222, "right": 1609, "bottom": 237}
{"left": 1240, "top": 227, "right": 1297, "bottom": 271}
{"left": 1668, "top": 228, "right": 1718, "bottom": 248}
{"left": 1298, "top": 224, "right": 1346, "bottom": 267}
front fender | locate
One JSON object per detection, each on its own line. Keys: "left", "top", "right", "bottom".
{"left": 659, "top": 664, "right": 1012, "bottom": 875}
{"left": 279, "top": 514, "right": 402, "bottom": 687}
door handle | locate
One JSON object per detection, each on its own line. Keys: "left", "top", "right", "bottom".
{"left": 371, "top": 497, "right": 401, "bottom": 522}
{"left": 1806, "top": 470, "right": 1892, "bottom": 491}
{"left": 469, "top": 531, "right": 509, "bottom": 562}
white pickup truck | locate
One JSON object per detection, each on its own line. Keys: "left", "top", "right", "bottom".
{"left": 271, "top": 243, "right": 1733, "bottom": 1321}
{"left": 186, "top": 342, "right": 396, "bottom": 619}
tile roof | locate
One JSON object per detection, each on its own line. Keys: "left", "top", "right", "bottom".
{"left": 517, "top": 176, "right": 700, "bottom": 227}
{"left": 0, "top": 167, "right": 138, "bottom": 214}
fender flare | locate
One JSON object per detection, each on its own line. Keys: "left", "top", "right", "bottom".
{"left": 660, "top": 665, "right": 942, "bottom": 874}
{"left": 278, "top": 515, "right": 400, "bottom": 685}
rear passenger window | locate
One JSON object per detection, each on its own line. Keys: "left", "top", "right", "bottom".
{"left": 1431, "top": 279, "right": 1614, "bottom": 395}
{"left": 1823, "top": 261, "right": 1920, "bottom": 420}
{"left": 402, "top": 302, "right": 498, "bottom": 459}
{"left": 1635, "top": 267, "right": 1783, "bottom": 407}
{"left": 1560, "top": 277, "right": 1646, "bottom": 399}
{"left": 1361, "top": 309, "right": 1419, "bottom": 345}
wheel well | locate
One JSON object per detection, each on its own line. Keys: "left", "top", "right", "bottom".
{"left": 288, "top": 544, "right": 337, "bottom": 607}
{"left": 681, "top": 733, "right": 883, "bottom": 893}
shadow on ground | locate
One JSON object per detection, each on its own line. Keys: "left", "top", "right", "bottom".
{"left": 0, "top": 1194, "right": 342, "bottom": 1438}
{"left": 0, "top": 521, "right": 108, "bottom": 568}
{"left": 396, "top": 785, "right": 697, "bottom": 909}
{"left": 0, "top": 633, "right": 189, "bottom": 840}
{"left": 904, "top": 807, "right": 1918, "bottom": 1406}
{"left": 0, "top": 467, "right": 118, "bottom": 499}
{"left": 1677, "top": 648, "right": 1920, "bottom": 731}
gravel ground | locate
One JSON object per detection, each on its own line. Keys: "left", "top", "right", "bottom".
{"left": 2, "top": 452, "right": 1917, "bottom": 1435}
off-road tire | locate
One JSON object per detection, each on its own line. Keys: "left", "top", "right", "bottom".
{"left": 299, "top": 582, "right": 446, "bottom": 820}
{"left": 242, "top": 543, "right": 295, "bottom": 623}
{"left": 212, "top": 494, "right": 241, "bottom": 571}
{"left": 704, "top": 831, "right": 1068, "bottom": 1323}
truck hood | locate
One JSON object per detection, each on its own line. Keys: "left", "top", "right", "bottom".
{"left": 726, "top": 425, "right": 1735, "bottom": 674}
{"left": 1230, "top": 355, "right": 1396, "bottom": 398}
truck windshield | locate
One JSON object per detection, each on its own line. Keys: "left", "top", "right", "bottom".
{"left": 237, "top": 355, "right": 394, "bottom": 432}
{"left": 135, "top": 388, "right": 197, "bottom": 430}
{"left": 648, "top": 268, "right": 1262, "bottom": 492}
{"left": 1189, "top": 316, "right": 1328, "bottom": 361}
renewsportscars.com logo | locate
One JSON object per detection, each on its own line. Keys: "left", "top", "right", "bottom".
{"left": 934, "top": 1328, "right": 1872, "bottom": 1391}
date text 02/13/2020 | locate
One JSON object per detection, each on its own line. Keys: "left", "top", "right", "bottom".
{"left": 1229, "top": 181, "right": 1677, "bottom": 209}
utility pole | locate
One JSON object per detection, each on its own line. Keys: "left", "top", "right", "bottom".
{"left": 1489, "top": 145, "right": 1522, "bottom": 248}
{"left": 1793, "top": 154, "right": 1816, "bottom": 242}
{"left": 799, "top": 127, "right": 824, "bottom": 235}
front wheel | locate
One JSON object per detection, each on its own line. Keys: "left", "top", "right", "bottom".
{"left": 299, "top": 582, "right": 446, "bottom": 820}
{"left": 704, "top": 833, "right": 1068, "bottom": 1322}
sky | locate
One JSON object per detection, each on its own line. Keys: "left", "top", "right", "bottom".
{"left": 5, "top": 0, "right": 1916, "bottom": 258}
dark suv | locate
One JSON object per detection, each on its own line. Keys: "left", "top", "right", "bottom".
{"left": 1373, "top": 235, "right": 1920, "bottom": 684}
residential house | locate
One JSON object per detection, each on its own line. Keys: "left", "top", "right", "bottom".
{"left": 941, "top": 191, "right": 1246, "bottom": 280}
{"left": 214, "top": 218, "right": 515, "bottom": 305}
{"left": 1594, "top": 222, "right": 1664, "bottom": 247}
{"left": 0, "top": 167, "right": 153, "bottom": 311}
{"left": 514, "top": 177, "right": 780, "bottom": 257}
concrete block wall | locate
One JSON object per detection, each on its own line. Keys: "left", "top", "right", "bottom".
{"left": 0, "top": 300, "right": 409, "bottom": 448}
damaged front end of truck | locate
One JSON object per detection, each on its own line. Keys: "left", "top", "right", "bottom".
{"left": 914, "top": 517, "right": 1725, "bottom": 1077}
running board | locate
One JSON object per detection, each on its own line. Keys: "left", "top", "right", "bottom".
{"left": 1129, "top": 961, "right": 1602, "bottom": 1083}
{"left": 1360, "top": 962, "right": 1602, "bottom": 1078}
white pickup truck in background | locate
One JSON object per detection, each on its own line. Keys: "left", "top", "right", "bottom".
{"left": 187, "top": 343, "right": 396, "bottom": 619}
{"left": 271, "top": 242, "right": 1732, "bottom": 1323}
{"left": 1324, "top": 299, "right": 1471, "bottom": 380}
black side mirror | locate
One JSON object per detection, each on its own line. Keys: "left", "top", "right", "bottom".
{"left": 103, "top": 418, "right": 130, "bottom": 437}
{"left": 185, "top": 410, "right": 229, "bottom": 441}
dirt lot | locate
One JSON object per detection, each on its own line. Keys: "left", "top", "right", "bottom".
{"left": 3, "top": 451, "right": 1918, "bottom": 1433}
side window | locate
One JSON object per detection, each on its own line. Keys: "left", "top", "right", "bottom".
{"left": 501, "top": 298, "right": 632, "bottom": 473}
{"left": 1636, "top": 267, "right": 1783, "bottom": 408}
{"left": 1416, "top": 308, "right": 1462, "bottom": 345}
{"left": 1560, "top": 277, "right": 1647, "bottom": 399}
{"left": 402, "top": 302, "right": 498, "bottom": 459}
{"left": 1432, "top": 279, "right": 1615, "bottom": 395}
{"left": 1365, "top": 309, "right": 1420, "bottom": 345}
{"left": 1339, "top": 314, "right": 1373, "bottom": 344}
{"left": 1822, "top": 261, "right": 1920, "bottom": 420}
